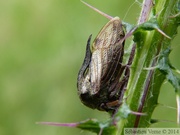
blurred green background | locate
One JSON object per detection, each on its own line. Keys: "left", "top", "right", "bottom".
{"left": 0, "top": 0, "right": 179, "bottom": 135}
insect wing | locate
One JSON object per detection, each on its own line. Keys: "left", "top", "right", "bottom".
{"left": 90, "top": 17, "right": 125, "bottom": 94}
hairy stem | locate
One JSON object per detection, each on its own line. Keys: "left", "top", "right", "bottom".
{"left": 117, "top": 0, "right": 180, "bottom": 134}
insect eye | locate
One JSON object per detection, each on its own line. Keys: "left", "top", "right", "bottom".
{"left": 99, "top": 103, "right": 106, "bottom": 111}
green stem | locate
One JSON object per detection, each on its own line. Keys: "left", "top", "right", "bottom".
{"left": 117, "top": 0, "right": 180, "bottom": 134}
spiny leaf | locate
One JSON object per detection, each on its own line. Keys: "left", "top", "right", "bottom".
{"left": 135, "top": 18, "right": 171, "bottom": 39}
{"left": 37, "top": 119, "right": 117, "bottom": 135}
{"left": 157, "top": 47, "right": 180, "bottom": 123}
{"left": 37, "top": 104, "right": 134, "bottom": 135}
{"left": 158, "top": 47, "right": 180, "bottom": 92}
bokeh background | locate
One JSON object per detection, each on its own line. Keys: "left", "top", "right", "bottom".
{"left": 0, "top": 0, "right": 179, "bottom": 135}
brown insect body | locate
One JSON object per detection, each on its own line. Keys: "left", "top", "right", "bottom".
{"left": 77, "top": 17, "right": 125, "bottom": 111}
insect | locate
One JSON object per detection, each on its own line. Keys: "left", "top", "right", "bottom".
{"left": 77, "top": 1, "right": 127, "bottom": 112}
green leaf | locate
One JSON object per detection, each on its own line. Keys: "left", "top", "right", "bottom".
{"left": 158, "top": 47, "right": 180, "bottom": 93}
{"left": 77, "top": 119, "right": 116, "bottom": 135}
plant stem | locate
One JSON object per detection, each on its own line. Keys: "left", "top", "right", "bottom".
{"left": 117, "top": 0, "right": 180, "bottom": 134}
